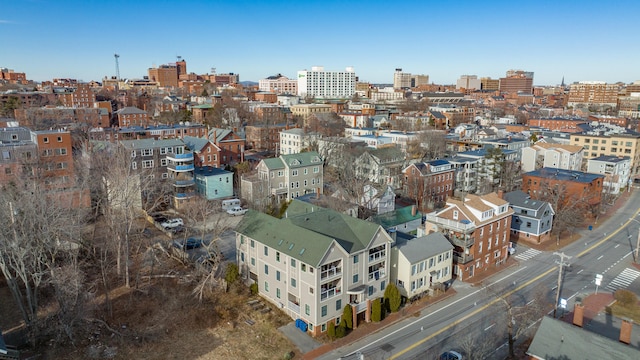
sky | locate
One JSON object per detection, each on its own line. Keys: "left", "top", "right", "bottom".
{"left": 2, "top": 0, "right": 639, "bottom": 86}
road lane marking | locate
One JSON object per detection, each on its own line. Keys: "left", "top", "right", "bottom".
{"left": 390, "top": 205, "right": 640, "bottom": 360}
{"left": 597, "top": 255, "right": 604, "bottom": 260}
{"left": 526, "top": 299, "right": 535, "bottom": 305}
{"left": 484, "top": 323, "right": 495, "bottom": 331}
{"left": 389, "top": 266, "right": 557, "bottom": 359}
{"left": 615, "top": 244, "right": 620, "bottom": 248}
{"left": 577, "top": 269, "right": 584, "bottom": 274}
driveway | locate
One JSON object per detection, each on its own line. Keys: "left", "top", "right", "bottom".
{"left": 279, "top": 322, "right": 322, "bottom": 354}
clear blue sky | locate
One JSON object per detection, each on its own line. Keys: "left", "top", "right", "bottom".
{"left": 2, "top": 0, "right": 639, "bottom": 86}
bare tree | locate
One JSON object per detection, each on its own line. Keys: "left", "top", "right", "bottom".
{"left": 534, "top": 181, "right": 592, "bottom": 243}
{"left": 0, "top": 182, "right": 86, "bottom": 342}
{"left": 484, "top": 282, "right": 549, "bottom": 359}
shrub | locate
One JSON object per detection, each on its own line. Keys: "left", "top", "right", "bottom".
{"left": 327, "top": 320, "right": 336, "bottom": 340}
{"left": 384, "top": 283, "right": 402, "bottom": 313}
{"left": 371, "top": 298, "right": 382, "bottom": 322}
{"left": 342, "top": 304, "right": 353, "bottom": 329}
{"left": 283, "top": 351, "right": 295, "bottom": 360}
{"left": 615, "top": 289, "right": 638, "bottom": 308}
{"left": 225, "top": 263, "right": 240, "bottom": 284}
{"left": 250, "top": 283, "right": 258, "bottom": 295}
{"left": 335, "top": 319, "right": 347, "bottom": 338}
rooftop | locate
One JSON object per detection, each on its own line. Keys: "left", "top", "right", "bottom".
{"left": 524, "top": 167, "right": 605, "bottom": 183}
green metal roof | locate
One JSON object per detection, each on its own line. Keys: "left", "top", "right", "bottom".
{"left": 236, "top": 200, "right": 385, "bottom": 267}
{"left": 262, "top": 157, "right": 285, "bottom": 170}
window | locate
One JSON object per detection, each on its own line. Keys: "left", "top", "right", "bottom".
{"left": 264, "top": 246, "right": 268, "bottom": 256}
{"left": 321, "top": 324, "right": 326, "bottom": 332}
{"left": 43, "top": 137, "right": 49, "bottom": 143}
{"left": 305, "top": 304, "right": 310, "bottom": 316}
{"left": 276, "top": 252, "right": 280, "bottom": 262}
{"left": 55, "top": 148, "right": 67, "bottom": 155}
{"left": 131, "top": 150, "right": 136, "bottom": 158}
{"left": 276, "top": 288, "right": 281, "bottom": 299}
{"left": 353, "top": 274, "right": 358, "bottom": 283}
{"left": 264, "top": 265, "right": 268, "bottom": 275}
{"left": 321, "top": 306, "right": 327, "bottom": 317}
{"left": 265, "top": 282, "right": 269, "bottom": 292}
{"left": 131, "top": 162, "right": 137, "bottom": 170}
{"left": 291, "top": 278, "right": 296, "bottom": 287}
{"left": 276, "top": 271, "right": 280, "bottom": 281}
{"left": 368, "top": 286, "right": 374, "bottom": 296}
{"left": 141, "top": 149, "right": 153, "bottom": 156}
{"left": 526, "top": 222, "right": 532, "bottom": 228}
{"left": 161, "top": 158, "right": 168, "bottom": 166}
{"left": 453, "top": 210, "right": 458, "bottom": 220}
{"left": 291, "top": 259, "right": 296, "bottom": 267}
{"left": 336, "top": 299, "right": 342, "bottom": 311}
{"left": 301, "top": 264, "right": 306, "bottom": 272}
{"left": 251, "top": 240, "right": 255, "bottom": 248}
{"left": 314, "top": 166, "right": 319, "bottom": 173}
{"left": 353, "top": 255, "right": 359, "bottom": 264}
{"left": 251, "top": 257, "right": 255, "bottom": 266}
{"left": 381, "top": 280, "right": 386, "bottom": 291}
{"left": 292, "top": 170, "right": 298, "bottom": 176}
{"left": 142, "top": 160, "right": 154, "bottom": 168}
{"left": 160, "top": 147, "right": 167, "bottom": 155}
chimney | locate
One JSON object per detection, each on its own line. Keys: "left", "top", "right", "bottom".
{"left": 620, "top": 319, "right": 633, "bottom": 345}
{"left": 572, "top": 303, "right": 584, "bottom": 327}
{"left": 497, "top": 189, "right": 504, "bottom": 199}
{"left": 411, "top": 205, "right": 417, "bottom": 216}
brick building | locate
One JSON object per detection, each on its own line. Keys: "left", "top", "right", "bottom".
{"left": 402, "top": 159, "right": 455, "bottom": 211}
{"left": 522, "top": 168, "right": 604, "bottom": 217}
{"left": 115, "top": 106, "right": 149, "bottom": 127}
{"left": 245, "top": 123, "right": 288, "bottom": 154}
{"left": 424, "top": 192, "right": 513, "bottom": 282}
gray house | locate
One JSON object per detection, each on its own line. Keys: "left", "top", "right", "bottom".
{"left": 503, "top": 190, "right": 554, "bottom": 245}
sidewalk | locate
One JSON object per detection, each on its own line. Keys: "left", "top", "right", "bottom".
{"left": 301, "top": 289, "right": 457, "bottom": 360}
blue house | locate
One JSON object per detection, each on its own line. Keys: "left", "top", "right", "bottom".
{"left": 503, "top": 190, "right": 554, "bottom": 245}
{"left": 194, "top": 166, "right": 234, "bottom": 200}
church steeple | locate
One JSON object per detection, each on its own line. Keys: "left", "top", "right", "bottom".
{"left": 561, "top": 76, "right": 565, "bottom": 87}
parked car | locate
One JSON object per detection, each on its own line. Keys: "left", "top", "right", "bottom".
{"left": 173, "top": 237, "right": 203, "bottom": 250}
{"left": 161, "top": 218, "right": 184, "bottom": 229}
{"left": 440, "top": 351, "right": 463, "bottom": 360}
{"left": 227, "top": 206, "right": 248, "bottom": 216}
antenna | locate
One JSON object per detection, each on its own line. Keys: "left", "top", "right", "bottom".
{"left": 114, "top": 53, "right": 120, "bottom": 81}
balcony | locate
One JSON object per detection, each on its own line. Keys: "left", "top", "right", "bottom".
{"left": 272, "top": 187, "right": 288, "bottom": 195}
{"left": 369, "top": 250, "right": 386, "bottom": 263}
{"left": 166, "top": 151, "right": 193, "bottom": 161}
{"left": 454, "top": 252, "right": 474, "bottom": 264}
{"left": 174, "top": 192, "right": 196, "bottom": 199}
{"left": 449, "top": 234, "right": 474, "bottom": 248}
{"left": 351, "top": 301, "right": 368, "bottom": 314}
{"left": 288, "top": 300, "right": 300, "bottom": 314}
{"left": 167, "top": 163, "right": 195, "bottom": 172}
{"left": 320, "top": 266, "right": 342, "bottom": 281}
{"left": 320, "top": 286, "right": 341, "bottom": 301}
{"left": 425, "top": 214, "right": 475, "bottom": 233}
{"left": 173, "top": 179, "right": 195, "bottom": 187}
{"left": 368, "top": 268, "right": 386, "bottom": 281}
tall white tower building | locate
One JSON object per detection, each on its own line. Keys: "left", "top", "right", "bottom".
{"left": 297, "top": 66, "right": 356, "bottom": 99}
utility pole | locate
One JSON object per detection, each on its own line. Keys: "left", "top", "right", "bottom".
{"left": 553, "top": 252, "right": 572, "bottom": 318}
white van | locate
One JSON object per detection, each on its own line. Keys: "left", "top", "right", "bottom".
{"left": 222, "top": 198, "right": 241, "bottom": 210}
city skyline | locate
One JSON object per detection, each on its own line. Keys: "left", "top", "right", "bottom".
{"left": 3, "top": 0, "right": 639, "bottom": 86}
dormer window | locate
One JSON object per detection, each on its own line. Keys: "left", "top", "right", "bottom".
{"left": 453, "top": 210, "right": 458, "bottom": 220}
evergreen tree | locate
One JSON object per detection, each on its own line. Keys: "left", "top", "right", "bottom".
{"left": 342, "top": 304, "right": 353, "bottom": 329}
{"left": 384, "top": 283, "right": 402, "bottom": 313}
{"left": 327, "top": 320, "right": 336, "bottom": 340}
{"left": 371, "top": 298, "right": 382, "bottom": 322}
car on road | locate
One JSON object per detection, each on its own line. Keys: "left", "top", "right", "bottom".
{"left": 227, "top": 206, "right": 248, "bottom": 216}
{"left": 440, "top": 351, "right": 463, "bottom": 360}
{"left": 161, "top": 218, "right": 184, "bottom": 229}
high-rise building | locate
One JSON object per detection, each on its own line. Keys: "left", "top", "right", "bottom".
{"left": 499, "top": 70, "right": 534, "bottom": 94}
{"left": 148, "top": 60, "right": 187, "bottom": 88}
{"left": 393, "top": 69, "right": 429, "bottom": 89}
{"left": 456, "top": 75, "right": 481, "bottom": 91}
{"left": 393, "top": 68, "right": 412, "bottom": 89}
{"left": 297, "top": 66, "right": 356, "bottom": 99}
{"left": 480, "top": 77, "right": 500, "bottom": 91}
{"left": 568, "top": 81, "right": 619, "bottom": 107}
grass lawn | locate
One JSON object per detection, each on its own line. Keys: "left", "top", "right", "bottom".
{"left": 610, "top": 302, "right": 640, "bottom": 323}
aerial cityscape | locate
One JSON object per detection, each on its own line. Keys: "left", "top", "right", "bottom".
{"left": 2, "top": 2, "right": 640, "bottom": 360}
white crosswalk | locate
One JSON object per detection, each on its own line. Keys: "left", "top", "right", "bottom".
{"left": 605, "top": 268, "right": 640, "bottom": 292}
{"left": 514, "top": 248, "right": 542, "bottom": 261}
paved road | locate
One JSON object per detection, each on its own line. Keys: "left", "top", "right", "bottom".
{"left": 317, "top": 189, "right": 640, "bottom": 360}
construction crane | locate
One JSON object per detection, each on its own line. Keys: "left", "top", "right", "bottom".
{"left": 114, "top": 53, "right": 120, "bottom": 80}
